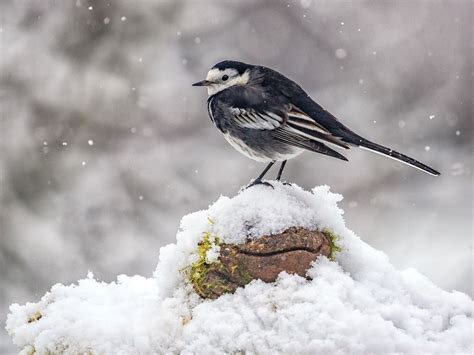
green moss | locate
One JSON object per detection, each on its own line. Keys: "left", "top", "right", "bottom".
{"left": 24, "top": 345, "right": 36, "bottom": 355}
{"left": 185, "top": 231, "right": 223, "bottom": 295}
{"left": 322, "top": 229, "right": 342, "bottom": 261}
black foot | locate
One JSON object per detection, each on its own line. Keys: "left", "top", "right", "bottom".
{"left": 282, "top": 181, "right": 293, "bottom": 186}
{"left": 246, "top": 179, "right": 274, "bottom": 189}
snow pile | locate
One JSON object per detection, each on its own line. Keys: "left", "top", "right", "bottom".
{"left": 6, "top": 183, "right": 473, "bottom": 354}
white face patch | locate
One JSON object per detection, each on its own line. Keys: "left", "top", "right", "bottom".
{"left": 205, "top": 68, "right": 250, "bottom": 96}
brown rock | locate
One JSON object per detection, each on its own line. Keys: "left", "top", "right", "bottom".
{"left": 190, "top": 227, "right": 336, "bottom": 299}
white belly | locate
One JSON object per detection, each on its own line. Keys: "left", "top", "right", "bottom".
{"left": 223, "top": 133, "right": 304, "bottom": 162}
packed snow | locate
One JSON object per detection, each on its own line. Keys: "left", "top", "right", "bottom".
{"left": 6, "top": 183, "right": 473, "bottom": 354}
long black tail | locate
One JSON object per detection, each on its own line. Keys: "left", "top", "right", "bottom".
{"left": 345, "top": 135, "right": 440, "bottom": 176}
{"left": 290, "top": 95, "right": 440, "bottom": 176}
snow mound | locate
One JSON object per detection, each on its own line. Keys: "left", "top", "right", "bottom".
{"left": 6, "top": 183, "right": 474, "bottom": 354}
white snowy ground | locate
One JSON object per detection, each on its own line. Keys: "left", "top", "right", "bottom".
{"left": 6, "top": 183, "right": 473, "bottom": 354}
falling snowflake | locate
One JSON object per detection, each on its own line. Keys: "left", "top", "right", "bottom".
{"left": 335, "top": 48, "right": 347, "bottom": 59}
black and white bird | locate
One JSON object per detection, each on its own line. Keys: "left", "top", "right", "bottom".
{"left": 193, "top": 60, "right": 440, "bottom": 187}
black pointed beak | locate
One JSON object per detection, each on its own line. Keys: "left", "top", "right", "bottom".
{"left": 192, "top": 80, "right": 210, "bottom": 87}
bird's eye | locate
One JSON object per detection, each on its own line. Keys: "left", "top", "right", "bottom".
{"left": 222, "top": 75, "right": 229, "bottom": 81}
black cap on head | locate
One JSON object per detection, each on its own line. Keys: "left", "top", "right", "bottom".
{"left": 212, "top": 60, "right": 254, "bottom": 74}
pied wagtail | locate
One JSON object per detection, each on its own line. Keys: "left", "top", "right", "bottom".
{"left": 193, "top": 60, "right": 440, "bottom": 187}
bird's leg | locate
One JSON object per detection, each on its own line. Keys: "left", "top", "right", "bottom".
{"left": 276, "top": 160, "right": 292, "bottom": 185}
{"left": 276, "top": 160, "right": 287, "bottom": 181}
{"left": 247, "top": 161, "right": 275, "bottom": 189}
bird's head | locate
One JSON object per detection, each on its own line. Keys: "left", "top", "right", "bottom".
{"left": 192, "top": 60, "right": 254, "bottom": 96}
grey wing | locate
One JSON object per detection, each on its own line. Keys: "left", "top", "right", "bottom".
{"left": 272, "top": 127, "right": 348, "bottom": 161}
{"left": 284, "top": 106, "right": 350, "bottom": 150}
{"left": 258, "top": 66, "right": 354, "bottom": 144}
{"left": 219, "top": 85, "right": 349, "bottom": 160}
{"left": 226, "top": 104, "right": 348, "bottom": 161}
{"left": 228, "top": 107, "right": 284, "bottom": 130}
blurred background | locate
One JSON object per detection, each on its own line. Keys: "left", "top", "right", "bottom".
{"left": 0, "top": 0, "right": 472, "bottom": 351}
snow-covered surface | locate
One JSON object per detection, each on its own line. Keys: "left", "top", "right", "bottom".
{"left": 6, "top": 183, "right": 474, "bottom": 354}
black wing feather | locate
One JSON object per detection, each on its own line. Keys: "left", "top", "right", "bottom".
{"left": 216, "top": 84, "right": 350, "bottom": 155}
{"left": 272, "top": 128, "right": 348, "bottom": 161}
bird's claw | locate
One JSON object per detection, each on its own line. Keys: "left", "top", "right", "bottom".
{"left": 246, "top": 179, "right": 274, "bottom": 189}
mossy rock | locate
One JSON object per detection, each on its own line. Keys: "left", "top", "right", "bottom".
{"left": 185, "top": 227, "right": 340, "bottom": 299}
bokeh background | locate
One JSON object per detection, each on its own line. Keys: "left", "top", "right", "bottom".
{"left": 0, "top": 0, "right": 472, "bottom": 351}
